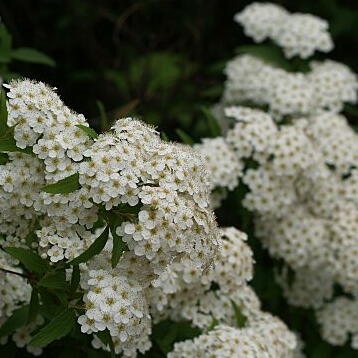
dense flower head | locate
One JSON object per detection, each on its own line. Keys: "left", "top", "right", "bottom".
{"left": 194, "top": 137, "right": 243, "bottom": 191}
{"left": 235, "top": 3, "right": 333, "bottom": 58}
{"left": 224, "top": 56, "right": 358, "bottom": 119}
{"left": 148, "top": 227, "right": 256, "bottom": 327}
{"left": 317, "top": 297, "right": 358, "bottom": 347}
{"left": 234, "top": 3, "right": 289, "bottom": 42}
{"left": 169, "top": 317, "right": 299, "bottom": 358}
{"left": 199, "top": 102, "right": 358, "bottom": 349}
{"left": 0, "top": 79, "right": 220, "bottom": 356}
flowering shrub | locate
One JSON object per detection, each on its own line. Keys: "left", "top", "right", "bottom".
{"left": 0, "top": 79, "right": 305, "bottom": 357}
{"left": 194, "top": 2, "right": 358, "bottom": 351}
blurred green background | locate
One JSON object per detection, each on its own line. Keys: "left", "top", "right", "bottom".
{"left": 1, "top": 0, "right": 358, "bottom": 357}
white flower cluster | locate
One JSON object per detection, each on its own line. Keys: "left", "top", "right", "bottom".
{"left": 146, "top": 226, "right": 301, "bottom": 356}
{"left": 224, "top": 55, "right": 358, "bottom": 118}
{"left": 317, "top": 297, "right": 358, "bottom": 348}
{"left": 196, "top": 5, "right": 358, "bottom": 348}
{"left": 235, "top": 3, "right": 333, "bottom": 58}
{"left": 0, "top": 79, "right": 220, "bottom": 356}
{"left": 74, "top": 235, "right": 157, "bottom": 356}
{"left": 194, "top": 137, "right": 243, "bottom": 207}
{"left": 205, "top": 105, "right": 358, "bottom": 348}
{"left": 169, "top": 317, "right": 299, "bottom": 358}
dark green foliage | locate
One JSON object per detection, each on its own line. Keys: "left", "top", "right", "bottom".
{"left": 4, "top": 247, "right": 49, "bottom": 275}
{"left": 30, "top": 309, "right": 76, "bottom": 346}
{"left": 69, "top": 226, "right": 109, "bottom": 265}
{"left": 41, "top": 173, "right": 81, "bottom": 194}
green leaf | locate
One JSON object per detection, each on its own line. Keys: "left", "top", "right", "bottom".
{"left": 75, "top": 124, "right": 98, "bottom": 139}
{"left": 237, "top": 45, "right": 292, "bottom": 71}
{"left": 69, "top": 265, "right": 80, "bottom": 296}
{"left": 42, "top": 173, "right": 81, "bottom": 194}
{"left": 11, "top": 48, "right": 55, "bottom": 67}
{"left": 175, "top": 129, "right": 194, "bottom": 145}
{"left": 69, "top": 226, "right": 109, "bottom": 265}
{"left": 38, "top": 270, "right": 67, "bottom": 290}
{"left": 0, "top": 305, "right": 29, "bottom": 337}
{"left": 111, "top": 227, "right": 128, "bottom": 268}
{"left": 231, "top": 300, "right": 247, "bottom": 328}
{"left": 4, "top": 247, "right": 49, "bottom": 275}
{"left": 27, "top": 289, "right": 39, "bottom": 324}
{"left": 38, "top": 288, "right": 64, "bottom": 319}
{"left": 200, "top": 106, "right": 221, "bottom": 137}
{"left": 29, "top": 309, "right": 76, "bottom": 347}
{"left": 0, "top": 88, "right": 8, "bottom": 135}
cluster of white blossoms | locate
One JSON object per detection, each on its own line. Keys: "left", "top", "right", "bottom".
{"left": 169, "top": 318, "right": 300, "bottom": 358}
{"left": 224, "top": 55, "right": 358, "bottom": 118}
{"left": 146, "top": 226, "right": 303, "bottom": 357}
{"left": 0, "top": 79, "right": 222, "bottom": 356}
{"left": 224, "top": 4, "right": 357, "bottom": 118}
{"left": 317, "top": 298, "right": 358, "bottom": 348}
{"left": 235, "top": 3, "right": 333, "bottom": 58}
{"left": 194, "top": 137, "right": 243, "bottom": 207}
{"left": 0, "top": 79, "right": 300, "bottom": 357}
{"left": 194, "top": 3, "right": 358, "bottom": 350}
{"left": 205, "top": 105, "right": 358, "bottom": 349}
{"left": 77, "top": 240, "right": 152, "bottom": 357}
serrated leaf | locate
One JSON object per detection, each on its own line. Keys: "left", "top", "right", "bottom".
{"left": 38, "top": 270, "right": 67, "bottom": 290}
{"left": 69, "top": 265, "right": 80, "bottom": 296}
{"left": 200, "top": 106, "right": 221, "bottom": 137}
{"left": 0, "top": 88, "right": 8, "bottom": 135}
{"left": 41, "top": 173, "right": 80, "bottom": 194}
{"left": 27, "top": 289, "right": 39, "bottom": 324}
{"left": 231, "top": 300, "right": 247, "bottom": 328}
{"left": 176, "top": 129, "right": 194, "bottom": 145}
{"left": 4, "top": 247, "right": 49, "bottom": 275}
{"left": 69, "top": 226, "right": 109, "bottom": 265}
{"left": 0, "top": 305, "right": 29, "bottom": 337}
{"left": 111, "top": 227, "right": 128, "bottom": 268}
{"left": 29, "top": 309, "right": 75, "bottom": 347}
{"left": 11, "top": 48, "right": 55, "bottom": 67}
{"left": 75, "top": 124, "right": 98, "bottom": 139}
